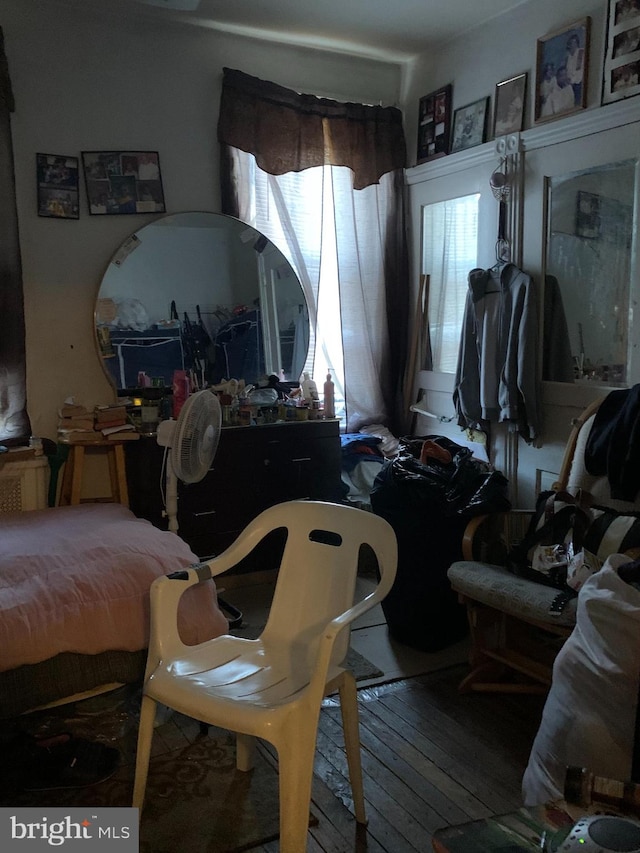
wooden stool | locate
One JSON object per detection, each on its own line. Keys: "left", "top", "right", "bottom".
{"left": 59, "top": 439, "right": 132, "bottom": 507}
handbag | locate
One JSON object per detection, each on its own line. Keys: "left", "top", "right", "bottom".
{"left": 509, "top": 489, "right": 592, "bottom": 589}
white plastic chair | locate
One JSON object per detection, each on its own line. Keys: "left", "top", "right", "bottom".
{"left": 132, "top": 499, "right": 397, "bottom": 852}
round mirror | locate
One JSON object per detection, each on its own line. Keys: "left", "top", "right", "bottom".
{"left": 95, "top": 212, "right": 309, "bottom": 391}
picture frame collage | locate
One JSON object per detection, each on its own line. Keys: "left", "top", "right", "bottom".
{"left": 37, "top": 153, "right": 79, "bottom": 220}
{"left": 415, "top": 10, "right": 640, "bottom": 161}
{"left": 36, "top": 150, "right": 166, "bottom": 219}
{"left": 603, "top": 0, "right": 640, "bottom": 103}
{"left": 417, "top": 74, "right": 527, "bottom": 163}
{"left": 82, "top": 151, "right": 166, "bottom": 216}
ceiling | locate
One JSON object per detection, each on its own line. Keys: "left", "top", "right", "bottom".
{"left": 76, "top": 0, "right": 531, "bottom": 62}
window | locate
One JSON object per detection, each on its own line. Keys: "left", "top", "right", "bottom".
{"left": 229, "top": 148, "right": 404, "bottom": 429}
{"left": 219, "top": 69, "right": 409, "bottom": 433}
{"left": 233, "top": 155, "right": 346, "bottom": 419}
{"left": 422, "top": 194, "right": 479, "bottom": 373}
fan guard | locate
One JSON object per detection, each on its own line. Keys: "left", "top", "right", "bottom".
{"left": 171, "top": 390, "right": 222, "bottom": 483}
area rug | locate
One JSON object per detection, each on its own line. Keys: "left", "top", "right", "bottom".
{"left": 345, "top": 646, "right": 384, "bottom": 681}
{"left": 0, "top": 688, "right": 315, "bottom": 853}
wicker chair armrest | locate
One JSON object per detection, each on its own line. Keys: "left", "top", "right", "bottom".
{"left": 461, "top": 508, "right": 535, "bottom": 564}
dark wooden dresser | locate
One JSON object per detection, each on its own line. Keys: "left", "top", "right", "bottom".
{"left": 125, "top": 419, "right": 342, "bottom": 566}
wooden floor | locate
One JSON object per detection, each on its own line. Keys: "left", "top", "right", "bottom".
{"left": 1, "top": 661, "right": 546, "bottom": 851}
{"left": 252, "top": 664, "right": 546, "bottom": 852}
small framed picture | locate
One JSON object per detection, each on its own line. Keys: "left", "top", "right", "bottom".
{"left": 82, "top": 151, "right": 166, "bottom": 215}
{"left": 493, "top": 73, "right": 527, "bottom": 137}
{"left": 603, "top": 1, "right": 640, "bottom": 104}
{"left": 450, "top": 96, "right": 489, "bottom": 153}
{"left": 416, "top": 84, "right": 452, "bottom": 164}
{"left": 535, "top": 18, "right": 591, "bottom": 123}
{"left": 37, "top": 153, "right": 79, "bottom": 219}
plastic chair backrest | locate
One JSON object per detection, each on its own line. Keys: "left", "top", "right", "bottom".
{"left": 251, "top": 501, "right": 395, "bottom": 669}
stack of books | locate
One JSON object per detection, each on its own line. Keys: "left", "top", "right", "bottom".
{"left": 57, "top": 403, "right": 97, "bottom": 442}
{"left": 94, "top": 405, "right": 138, "bottom": 440}
{"left": 57, "top": 402, "right": 139, "bottom": 443}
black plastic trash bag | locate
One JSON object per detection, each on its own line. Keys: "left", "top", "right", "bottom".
{"left": 383, "top": 435, "right": 511, "bottom": 518}
{"left": 370, "top": 435, "right": 511, "bottom": 652}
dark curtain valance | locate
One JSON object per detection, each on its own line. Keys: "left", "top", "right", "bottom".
{"left": 218, "top": 67, "right": 406, "bottom": 190}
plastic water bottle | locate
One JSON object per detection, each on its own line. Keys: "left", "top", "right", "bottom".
{"left": 301, "top": 372, "right": 318, "bottom": 404}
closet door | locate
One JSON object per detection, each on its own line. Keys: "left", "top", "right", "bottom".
{"left": 516, "top": 121, "right": 640, "bottom": 508}
{"left": 406, "top": 156, "right": 498, "bottom": 441}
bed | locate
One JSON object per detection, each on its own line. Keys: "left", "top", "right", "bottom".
{"left": 0, "top": 503, "right": 229, "bottom": 718}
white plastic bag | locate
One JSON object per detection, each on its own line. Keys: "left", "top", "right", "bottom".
{"left": 522, "top": 553, "right": 640, "bottom": 806}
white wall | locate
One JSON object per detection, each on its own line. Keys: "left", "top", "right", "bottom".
{"left": 2, "top": 0, "right": 403, "bottom": 440}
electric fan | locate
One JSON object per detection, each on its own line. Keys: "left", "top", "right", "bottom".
{"left": 156, "top": 389, "right": 222, "bottom": 534}
{"left": 156, "top": 389, "right": 243, "bottom": 627}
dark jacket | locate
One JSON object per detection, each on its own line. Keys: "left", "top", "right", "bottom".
{"left": 585, "top": 384, "right": 640, "bottom": 501}
{"left": 453, "top": 263, "right": 540, "bottom": 442}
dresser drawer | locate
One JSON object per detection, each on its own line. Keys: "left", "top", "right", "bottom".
{"left": 126, "top": 419, "right": 342, "bottom": 568}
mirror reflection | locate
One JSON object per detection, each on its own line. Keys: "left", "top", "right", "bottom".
{"left": 544, "top": 159, "right": 637, "bottom": 385}
{"left": 95, "top": 212, "right": 309, "bottom": 391}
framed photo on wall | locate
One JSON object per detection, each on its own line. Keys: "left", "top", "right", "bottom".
{"left": 36, "top": 153, "right": 79, "bottom": 219}
{"left": 416, "top": 84, "right": 452, "bottom": 164}
{"left": 534, "top": 17, "right": 590, "bottom": 123}
{"left": 603, "top": 0, "right": 640, "bottom": 104}
{"left": 493, "top": 72, "right": 527, "bottom": 137}
{"left": 82, "top": 151, "right": 166, "bottom": 215}
{"left": 450, "top": 96, "right": 489, "bottom": 153}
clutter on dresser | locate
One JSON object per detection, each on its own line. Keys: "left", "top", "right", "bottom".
{"left": 104, "top": 368, "right": 339, "bottom": 435}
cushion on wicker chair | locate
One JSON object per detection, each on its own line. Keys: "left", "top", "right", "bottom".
{"left": 447, "top": 560, "right": 578, "bottom": 628}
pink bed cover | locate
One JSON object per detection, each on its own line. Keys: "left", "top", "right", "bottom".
{"left": 0, "top": 503, "right": 229, "bottom": 672}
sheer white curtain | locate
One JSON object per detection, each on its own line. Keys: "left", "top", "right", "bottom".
{"left": 229, "top": 147, "right": 401, "bottom": 431}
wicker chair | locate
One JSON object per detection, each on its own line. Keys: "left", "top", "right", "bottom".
{"left": 448, "top": 397, "right": 640, "bottom": 694}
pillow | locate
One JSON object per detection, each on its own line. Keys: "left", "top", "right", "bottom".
{"left": 358, "top": 424, "right": 399, "bottom": 458}
{"left": 585, "top": 506, "right": 640, "bottom": 561}
{"left": 522, "top": 554, "right": 640, "bottom": 806}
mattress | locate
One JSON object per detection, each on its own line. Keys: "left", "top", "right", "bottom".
{"left": 0, "top": 503, "right": 229, "bottom": 674}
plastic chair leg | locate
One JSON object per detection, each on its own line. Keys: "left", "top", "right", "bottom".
{"left": 132, "top": 695, "right": 158, "bottom": 810}
{"left": 338, "top": 671, "right": 367, "bottom": 824}
{"left": 236, "top": 733, "right": 256, "bottom": 771}
{"left": 277, "top": 736, "right": 317, "bottom": 853}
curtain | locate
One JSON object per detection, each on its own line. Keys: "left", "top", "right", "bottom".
{"left": 0, "top": 27, "right": 29, "bottom": 442}
{"left": 218, "top": 68, "right": 409, "bottom": 435}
